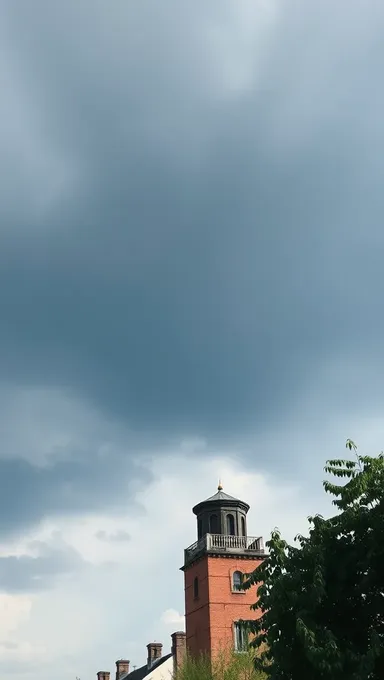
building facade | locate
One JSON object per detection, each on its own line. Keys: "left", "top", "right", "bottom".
{"left": 182, "top": 484, "right": 265, "bottom": 658}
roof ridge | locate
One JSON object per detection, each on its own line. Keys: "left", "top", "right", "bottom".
{"left": 204, "top": 489, "right": 240, "bottom": 502}
{"left": 120, "top": 653, "right": 173, "bottom": 680}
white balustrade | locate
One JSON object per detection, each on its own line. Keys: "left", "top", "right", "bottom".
{"left": 184, "top": 533, "right": 264, "bottom": 564}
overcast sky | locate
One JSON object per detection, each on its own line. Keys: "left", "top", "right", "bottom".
{"left": 1, "top": 1, "right": 384, "bottom": 678}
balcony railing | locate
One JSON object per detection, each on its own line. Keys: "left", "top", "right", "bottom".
{"left": 184, "top": 533, "right": 264, "bottom": 565}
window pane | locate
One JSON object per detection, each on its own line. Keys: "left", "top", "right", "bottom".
{"left": 233, "top": 571, "right": 242, "bottom": 591}
{"left": 226, "top": 514, "right": 235, "bottom": 535}
{"left": 197, "top": 519, "right": 203, "bottom": 539}
{"left": 209, "top": 514, "right": 219, "bottom": 533}
{"left": 234, "top": 622, "right": 248, "bottom": 652}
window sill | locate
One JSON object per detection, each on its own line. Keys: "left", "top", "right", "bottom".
{"left": 231, "top": 589, "right": 246, "bottom": 594}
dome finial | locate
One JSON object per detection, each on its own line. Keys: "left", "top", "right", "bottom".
{"left": 218, "top": 479, "right": 223, "bottom": 491}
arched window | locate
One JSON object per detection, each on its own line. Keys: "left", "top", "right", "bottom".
{"left": 193, "top": 576, "right": 199, "bottom": 599}
{"left": 241, "top": 516, "right": 246, "bottom": 537}
{"left": 226, "top": 513, "right": 235, "bottom": 535}
{"left": 209, "top": 513, "right": 219, "bottom": 534}
{"left": 233, "top": 570, "right": 243, "bottom": 591}
{"left": 197, "top": 519, "right": 203, "bottom": 539}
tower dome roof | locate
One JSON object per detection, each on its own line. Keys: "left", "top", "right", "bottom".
{"left": 192, "top": 483, "right": 250, "bottom": 516}
{"left": 204, "top": 489, "right": 240, "bottom": 503}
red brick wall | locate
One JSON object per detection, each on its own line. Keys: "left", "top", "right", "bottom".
{"left": 184, "top": 557, "right": 211, "bottom": 656}
{"left": 184, "top": 555, "right": 263, "bottom": 658}
{"left": 208, "top": 556, "right": 263, "bottom": 656}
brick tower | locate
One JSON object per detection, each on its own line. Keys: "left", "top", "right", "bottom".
{"left": 181, "top": 483, "right": 265, "bottom": 658}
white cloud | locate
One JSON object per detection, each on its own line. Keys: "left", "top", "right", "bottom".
{"left": 0, "top": 594, "right": 32, "bottom": 637}
{"left": 0, "top": 640, "right": 47, "bottom": 665}
{"left": 0, "top": 594, "right": 48, "bottom": 666}
{"left": 160, "top": 609, "right": 184, "bottom": 628}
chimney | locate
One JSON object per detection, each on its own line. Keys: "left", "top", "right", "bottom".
{"left": 171, "top": 631, "right": 186, "bottom": 674}
{"left": 97, "top": 673, "right": 111, "bottom": 680}
{"left": 147, "top": 642, "right": 162, "bottom": 669}
{"left": 116, "top": 659, "right": 130, "bottom": 679}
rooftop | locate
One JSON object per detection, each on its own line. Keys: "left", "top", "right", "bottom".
{"left": 192, "top": 483, "right": 250, "bottom": 515}
{"left": 204, "top": 489, "right": 241, "bottom": 503}
{"left": 120, "top": 654, "right": 172, "bottom": 680}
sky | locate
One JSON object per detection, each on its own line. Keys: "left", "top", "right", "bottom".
{"left": 1, "top": 0, "right": 384, "bottom": 678}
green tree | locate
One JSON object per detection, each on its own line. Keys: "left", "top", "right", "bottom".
{"left": 174, "top": 648, "right": 266, "bottom": 680}
{"left": 243, "top": 440, "right": 384, "bottom": 679}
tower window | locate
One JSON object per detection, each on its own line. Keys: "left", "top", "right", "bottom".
{"left": 209, "top": 513, "right": 219, "bottom": 534}
{"left": 234, "top": 621, "right": 248, "bottom": 652}
{"left": 193, "top": 576, "right": 199, "bottom": 599}
{"left": 197, "top": 519, "right": 203, "bottom": 539}
{"left": 226, "top": 513, "right": 235, "bottom": 536}
{"left": 241, "top": 516, "right": 246, "bottom": 537}
{"left": 232, "top": 570, "right": 243, "bottom": 592}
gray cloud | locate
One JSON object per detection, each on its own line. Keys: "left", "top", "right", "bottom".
{"left": 0, "top": 541, "right": 84, "bottom": 593}
{"left": 96, "top": 530, "right": 131, "bottom": 543}
{"left": 0, "top": 641, "right": 19, "bottom": 650}
{"left": 0, "top": 391, "right": 152, "bottom": 539}
{"left": 0, "top": 448, "right": 151, "bottom": 538}
{"left": 0, "top": 0, "right": 384, "bottom": 541}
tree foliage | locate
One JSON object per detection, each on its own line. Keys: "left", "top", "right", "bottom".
{"left": 174, "top": 648, "right": 266, "bottom": 680}
{"left": 242, "top": 440, "right": 384, "bottom": 679}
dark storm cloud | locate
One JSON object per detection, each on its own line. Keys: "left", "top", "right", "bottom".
{"left": 0, "top": 541, "right": 84, "bottom": 593}
{"left": 1, "top": 0, "right": 384, "bottom": 535}
{"left": 0, "top": 385, "right": 154, "bottom": 538}
{"left": 0, "top": 444, "right": 151, "bottom": 538}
